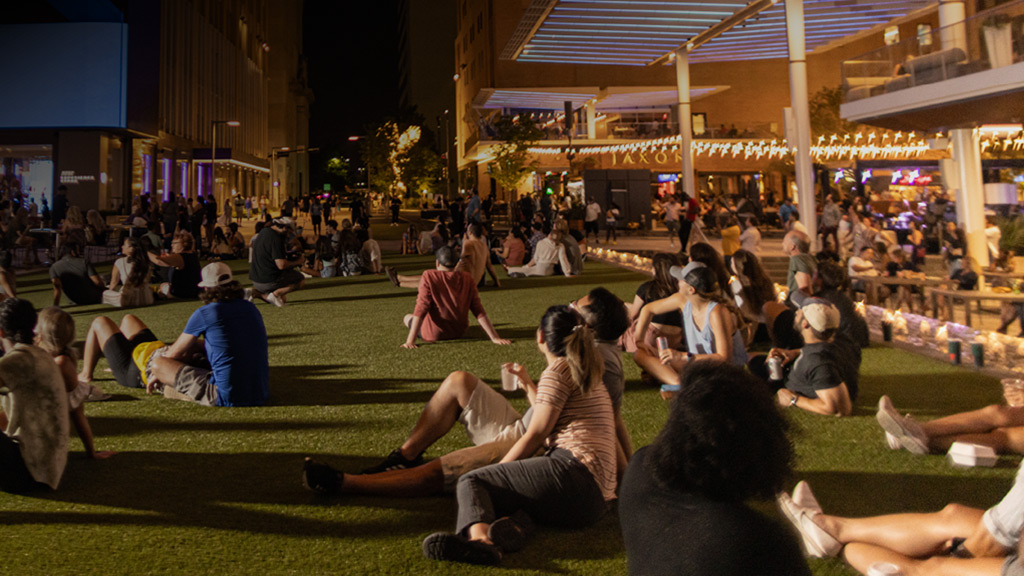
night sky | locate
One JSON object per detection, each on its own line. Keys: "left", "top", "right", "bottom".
{"left": 304, "top": 1, "right": 401, "bottom": 151}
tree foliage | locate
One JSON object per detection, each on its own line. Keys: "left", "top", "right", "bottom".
{"left": 488, "top": 113, "right": 544, "bottom": 195}
{"left": 808, "top": 86, "right": 858, "bottom": 138}
{"left": 360, "top": 120, "right": 444, "bottom": 197}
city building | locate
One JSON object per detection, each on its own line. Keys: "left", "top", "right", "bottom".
{"left": 0, "top": 0, "right": 310, "bottom": 214}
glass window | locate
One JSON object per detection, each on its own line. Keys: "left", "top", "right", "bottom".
{"left": 917, "top": 23, "right": 932, "bottom": 46}
{"left": 884, "top": 26, "right": 900, "bottom": 46}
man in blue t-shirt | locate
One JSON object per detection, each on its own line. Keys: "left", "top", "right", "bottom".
{"left": 151, "top": 262, "right": 269, "bottom": 407}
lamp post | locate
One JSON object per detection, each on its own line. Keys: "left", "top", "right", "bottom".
{"left": 211, "top": 120, "right": 240, "bottom": 201}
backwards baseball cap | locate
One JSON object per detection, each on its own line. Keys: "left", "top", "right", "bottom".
{"left": 197, "top": 262, "right": 234, "bottom": 288}
{"left": 272, "top": 216, "right": 296, "bottom": 230}
{"left": 800, "top": 298, "right": 840, "bottom": 332}
{"left": 670, "top": 261, "right": 717, "bottom": 293}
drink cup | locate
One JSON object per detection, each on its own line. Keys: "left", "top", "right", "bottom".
{"left": 867, "top": 562, "right": 903, "bottom": 576}
{"left": 948, "top": 339, "right": 962, "bottom": 365}
{"left": 1003, "top": 379, "right": 1024, "bottom": 407}
{"left": 767, "top": 356, "right": 784, "bottom": 381}
{"left": 971, "top": 342, "right": 985, "bottom": 368}
{"left": 500, "top": 363, "right": 520, "bottom": 392}
{"left": 881, "top": 321, "right": 893, "bottom": 342}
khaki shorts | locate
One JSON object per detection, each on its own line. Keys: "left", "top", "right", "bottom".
{"left": 161, "top": 364, "right": 217, "bottom": 407}
{"left": 439, "top": 379, "right": 526, "bottom": 492}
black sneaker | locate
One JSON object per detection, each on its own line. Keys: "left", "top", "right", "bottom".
{"left": 487, "top": 510, "right": 534, "bottom": 553}
{"left": 422, "top": 533, "right": 501, "bottom": 565}
{"left": 385, "top": 266, "right": 400, "bottom": 287}
{"left": 302, "top": 458, "right": 342, "bottom": 495}
{"left": 360, "top": 448, "right": 424, "bottom": 475}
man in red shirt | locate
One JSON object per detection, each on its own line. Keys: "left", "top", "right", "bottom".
{"left": 401, "top": 246, "right": 510, "bottom": 349}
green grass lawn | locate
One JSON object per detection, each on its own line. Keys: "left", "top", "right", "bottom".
{"left": 0, "top": 240, "right": 1017, "bottom": 575}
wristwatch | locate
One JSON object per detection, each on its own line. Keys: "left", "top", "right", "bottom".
{"left": 789, "top": 394, "right": 799, "bottom": 408}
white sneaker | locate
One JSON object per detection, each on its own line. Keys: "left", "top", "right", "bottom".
{"left": 885, "top": 431, "right": 902, "bottom": 450}
{"left": 300, "top": 271, "right": 313, "bottom": 279}
{"left": 777, "top": 490, "right": 842, "bottom": 558}
{"left": 266, "top": 293, "right": 287, "bottom": 308}
{"left": 792, "top": 481, "right": 821, "bottom": 514}
{"left": 876, "top": 395, "right": 929, "bottom": 455}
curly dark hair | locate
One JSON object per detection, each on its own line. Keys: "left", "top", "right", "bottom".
{"left": 199, "top": 281, "right": 245, "bottom": 304}
{"left": 646, "top": 360, "right": 792, "bottom": 502}
{"left": 0, "top": 298, "right": 37, "bottom": 344}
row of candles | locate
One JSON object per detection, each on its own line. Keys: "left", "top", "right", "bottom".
{"left": 869, "top": 304, "right": 1023, "bottom": 369}
{"left": 586, "top": 246, "right": 654, "bottom": 275}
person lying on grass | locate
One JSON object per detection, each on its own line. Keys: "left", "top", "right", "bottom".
{"left": 302, "top": 286, "right": 632, "bottom": 497}
{"left": 778, "top": 462, "right": 1024, "bottom": 575}
{"left": 878, "top": 395, "right": 1024, "bottom": 456}
{"left": 633, "top": 262, "right": 748, "bottom": 395}
{"left": 0, "top": 298, "right": 70, "bottom": 493}
{"left": 36, "top": 307, "right": 114, "bottom": 460}
{"left": 396, "top": 245, "right": 509, "bottom": 349}
{"left": 419, "top": 305, "right": 617, "bottom": 565}
{"left": 619, "top": 361, "right": 810, "bottom": 576}
{"left": 78, "top": 263, "right": 269, "bottom": 407}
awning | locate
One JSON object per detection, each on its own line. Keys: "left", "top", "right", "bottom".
{"left": 501, "top": 0, "right": 936, "bottom": 66}
{"left": 472, "top": 85, "right": 729, "bottom": 110}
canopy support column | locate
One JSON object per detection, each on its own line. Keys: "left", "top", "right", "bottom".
{"left": 585, "top": 100, "right": 597, "bottom": 140}
{"left": 674, "top": 48, "right": 696, "bottom": 201}
{"left": 950, "top": 128, "right": 989, "bottom": 269}
{"left": 785, "top": 0, "right": 817, "bottom": 250}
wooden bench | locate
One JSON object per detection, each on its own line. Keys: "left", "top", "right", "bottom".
{"left": 929, "top": 288, "right": 1024, "bottom": 327}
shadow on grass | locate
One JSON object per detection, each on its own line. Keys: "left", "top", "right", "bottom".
{"left": 4, "top": 451, "right": 447, "bottom": 538}
{"left": 268, "top": 365, "right": 435, "bottom": 407}
{"left": 796, "top": 470, "right": 1013, "bottom": 518}
{"left": 86, "top": 416, "right": 357, "bottom": 437}
{"left": 859, "top": 372, "right": 1004, "bottom": 418}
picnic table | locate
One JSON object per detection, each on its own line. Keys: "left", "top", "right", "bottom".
{"left": 850, "top": 274, "right": 945, "bottom": 306}
{"left": 929, "top": 288, "right": 1024, "bottom": 327}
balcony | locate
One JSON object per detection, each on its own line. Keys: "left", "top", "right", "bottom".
{"left": 840, "top": 0, "right": 1024, "bottom": 131}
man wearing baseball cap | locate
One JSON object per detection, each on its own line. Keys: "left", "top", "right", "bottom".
{"left": 149, "top": 262, "right": 269, "bottom": 407}
{"left": 249, "top": 216, "right": 305, "bottom": 307}
{"left": 762, "top": 297, "right": 852, "bottom": 416}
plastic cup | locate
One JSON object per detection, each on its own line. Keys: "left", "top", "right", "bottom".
{"left": 1003, "top": 379, "right": 1024, "bottom": 407}
{"left": 500, "top": 363, "right": 520, "bottom": 392}
{"left": 971, "top": 342, "right": 985, "bottom": 368}
{"left": 881, "top": 321, "right": 893, "bottom": 342}
{"left": 867, "top": 562, "right": 903, "bottom": 576}
{"left": 948, "top": 340, "right": 962, "bottom": 365}
{"left": 656, "top": 337, "right": 669, "bottom": 352}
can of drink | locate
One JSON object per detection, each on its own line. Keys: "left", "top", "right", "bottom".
{"left": 767, "top": 356, "right": 784, "bottom": 381}
{"left": 656, "top": 337, "right": 669, "bottom": 352}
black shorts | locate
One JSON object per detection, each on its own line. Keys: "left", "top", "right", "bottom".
{"left": 253, "top": 268, "right": 305, "bottom": 294}
{"left": 103, "top": 328, "right": 159, "bottom": 388}
{"left": 584, "top": 221, "right": 599, "bottom": 235}
{"left": 0, "top": 432, "right": 46, "bottom": 493}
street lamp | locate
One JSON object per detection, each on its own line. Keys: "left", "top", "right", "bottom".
{"left": 211, "top": 120, "right": 240, "bottom": 199}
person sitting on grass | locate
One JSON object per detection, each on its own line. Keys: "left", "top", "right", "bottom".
{"left": 78, "top": 263, "right": 269, "bottom": 407}
{"left": 50, "top": 242, "right": 104, "bottom": 306}
{"left": 0, "top": 299, "right": 70, "bottom": 493}
{"left": 36, "top": 307, "right": 115, "bottom": 459}
{"left": 302, "top": 286, "right": 632, "bottom": 497}
{"left": 778, "top": 463, "right": 1024, "bottom": 575}
{"left": 386, "top": 223, "right": 498, "bottom": 289}
{"left": 301, "top": 236, "right": 337, "bottom": 278}
{"left": 398, "top": 246, "right": 509, "bottom": 349}
{"left": 418, "top": 305, "right": 617, "bottom": 566}
{"left": 619, "top": 361, "right": 810, "bottom": 576}
{"left": 250, "top": 216, "right": 305, "bottom": 307}
{"left": 754, "top": 297, "right": 853, "bottom": 416}
{"left": 877, "top": 395, "right": 1024, "bottom": 456}
{"left": 633, "top": 262, "right": 749, "bottom": 392}
{"left": 102, "top": 237, "right": 154, "bottom": 308}
{"left": 359, "top": 226, "right": 382, "bottom": 275}
{"left": 149, "top": 231, "right": 201, "bottom": 300}
{"left": 505, "top": 226, "right": 572, "bottom": 278}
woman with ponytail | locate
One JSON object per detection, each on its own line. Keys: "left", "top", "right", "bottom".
{"left": 422, "top": 305, "right": 618, "bottom": 566}
{"left": 634, "top": 261, "right": 749, "bottom": 391}
{"left": 102, "top": 237, "right": 154, "bottom": 308}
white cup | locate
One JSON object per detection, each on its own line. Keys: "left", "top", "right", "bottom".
{"left": 867, "top": 562, "right": 903, "bottom": 576}
{"left": 500, "top": 363, "right": 521, "bottom": 391}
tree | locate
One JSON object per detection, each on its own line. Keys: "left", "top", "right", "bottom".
{"left": 488, "top": 113, "right": 544, "bottom": 197}
{"left": 808, "top": 86, "right": 857, "bottom": 138}
{"left": 360, "top": 120, "right": 444, "bottom": 198}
